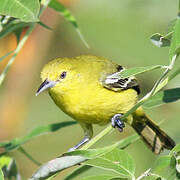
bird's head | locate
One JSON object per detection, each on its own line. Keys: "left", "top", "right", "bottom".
{"left": 36, "top": 55, "right": 111, "bottom": 96}
{"left": 36, "top": 57, "right": 77, "bottom": 96}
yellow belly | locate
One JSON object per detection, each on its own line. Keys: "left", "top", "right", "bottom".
{"left": 49, "top": 85, "right": 138, "bottom": 125}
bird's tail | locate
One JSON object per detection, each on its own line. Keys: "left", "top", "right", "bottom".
{"left": 131, "top": 107, "right": 175, "bottom": 154}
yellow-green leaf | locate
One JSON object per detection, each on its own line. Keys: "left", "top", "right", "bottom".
{"left": 84, "top": 148, "right": 135, "bottom": 179}
{"left": 0, "top": 121, "right": 76, "bottom": 154}
{"left": 143, "top": 88, "right": 180, "bottom": 109}
{"left": 0, "top": 0, "right": 40, "bottom": 22}
{"left": 169, "top": 15, "right": 180, "bottom": 61}
{"left": 0, "top": 168, "right": 4, "bottom": 180}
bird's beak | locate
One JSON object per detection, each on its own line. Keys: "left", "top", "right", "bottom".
{"left": 36, "top": 79, "right": 57, "bottom": 96}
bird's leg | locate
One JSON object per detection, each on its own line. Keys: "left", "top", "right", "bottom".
{"left": 111, "top": 114, "right": 125, "bottom": 132}
{"left": 68, "top": 123, "right": 93, "bottom": 152}
{"left": 68, "top": 137, "right": 89, "bottom": 152}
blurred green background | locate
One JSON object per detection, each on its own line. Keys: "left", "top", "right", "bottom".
{"left": 0, "top": 0, "right": 180, "bottom": 179}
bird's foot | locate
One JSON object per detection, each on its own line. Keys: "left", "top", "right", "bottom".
{"left": 111, "top": 114, "right": 125, "bottom": 132}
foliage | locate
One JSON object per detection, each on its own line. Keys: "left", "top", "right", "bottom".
{"left": 0, "top": 121, "right": 76, "bottom": 154}
{"left": 0, "top": 156, "right": 20, "bottom": 180}
{"left": 0, "top": 0, "right": 180, "bottom": 180}
{"left": 0, "top": 0, "right": 88, "bottom": 85}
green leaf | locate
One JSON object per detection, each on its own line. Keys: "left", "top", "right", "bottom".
{"left": 153, "top": 66, "right": 180, "bottom": 94}
{"left": 175, "top": 153, "right": 180, "bottom": 174}
{"left": 30, "top": 137, "right": 134, "bottom": 180}
{"left": 30, "top": 155, "right": 87, "bottom": 180}
{"left": 0, "top": 20, "right": 30, "bottom": 40}
{"left": 0, "top": 0, "right": 40, "bottom": 22}
{"left": 169, "top": 144, "right": 180, "bottom": 174}
{"left": 84, "top": 148, "right": 135, "bottom": 179}
{"left": 150, "top": 19, "right": 175, "bottom": 49}
{"left": 106, "top": 65, "right": 162, "bottom": 79}
{"left": 152, "top": 65, "right": 180, "bottom": 97}
{"left": 148, "top": 155, "right": 177, "bottom": 180}
{"left": 117, "top": 134, "right": 139, "bottom": 149}
{"left": 79, "top": 174, "right": 120, "bottom": 180}
{"left": 169, "top": 67, "right": 180, "bottom": 82}
{"left": 0, "top": 156, "right": 12, "bottom": 168}
{"left": 49, "top": 0, "right": 77, "bottom": 28}
{"left": 0, "top": 121, "right": 76, "bottom": 153}
{"left": 13, "top": 25, "right": 24, "bottom": 43}
{"left": 151, "top": 33, "right": 171, "bottom": 47}
{"left": 18, "top": 147, "right": 41, "bottom": 166}
{"left": 167, "top": 19, "right": 176, "bottom": 34}
{"left": 65, "top": 134, "right": 138, "bottom": 159}
{"left": 0, "top": 156, "right": 21, "bottom": 180}
{"left": 65, "top": 143, "right": 121, "bottom": 159}
{"left": 170, "top": 143, "right": 180, "bottom": 156}
{"left": 169, "top": 15, "right": 180, "bottom": 60}
{"left": 147, "top": 144, "right": 180, "bottom": 180}
{"left": 63, "top": 135, "right": 138, "bottom": 180}
{"left": 0, "top": 169, "right": 4, "bottom": 180}
{"left": 143, "top": 88, "right": 180, "bottom": 109}
{"left": 38, "top": 21, "right": 53, "bottom": 31}
{"left": 49, "top": 0, "right": 89, "bottom": 48}
{"left": 121, "top": 65, "right": 163, "bottom": 78}
{"left": 151, "top": 156, "right": 172, "bottom": 173}
{"left": 63, "top": 165, "right": 92, "bottom": 180}
{"left": 0, "top": 51, "right": 14, "bottom": 62}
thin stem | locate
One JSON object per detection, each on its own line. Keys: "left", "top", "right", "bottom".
{"left": 0, "top": 24, "right": 35, "bottom": 85}
{"left": 0, "top": 50, "right": 14, "bottom": 62}
{"left": 145, "top": 54, "right": 176, "bottom": 96}
{"left": 80, "top": 125, "right": 113, "bottom": 150}
{"left": 153, "top": 61, "right": 180, "bottom": 94}
{"left": 164, "top": 31, "right": 173, "bottom": 39}
{"left": 169, "top": 66, "right": 180, "bottom": 81}
{"left": 136, "top": 169, "right": 151, "bottom": 180}
{"left": 18, "top": 146, "right": 41, "bottom": 166}
{"left": 136, "top": 169, "right": 163, "bottom": 180}
{"left": 122, "top": 54, "right": 177, "bottom": 120}
{"left": 153, "top": 54, "right": 177, "bottom": 94}
{"left": 76, "top": 29, "right": 90, "bottom": 49}
{"left": 0, "top": 0, "right": 51, "bottom": 86}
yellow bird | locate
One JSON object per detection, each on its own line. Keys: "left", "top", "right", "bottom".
{"left": 36, "top": 55, "right": 175, "bottom": 154}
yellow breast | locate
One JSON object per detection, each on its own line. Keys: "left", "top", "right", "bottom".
{"left": 49, "top": 80, "right": 138, "bottom": 125}
{"left": 45, "top": 55, "right": 138, "bottom": 125}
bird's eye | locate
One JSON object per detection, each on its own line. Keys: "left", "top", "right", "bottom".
{"left": 60, "top": 71, "right": 67, "bottom": 79}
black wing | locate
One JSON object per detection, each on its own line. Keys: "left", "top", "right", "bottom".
{"left": 102, "top": 65, "right": 140, "bottom": 94}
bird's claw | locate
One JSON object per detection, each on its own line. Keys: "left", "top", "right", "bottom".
{"left": 111, "top": 114, "right": 125, "bottom": 132}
